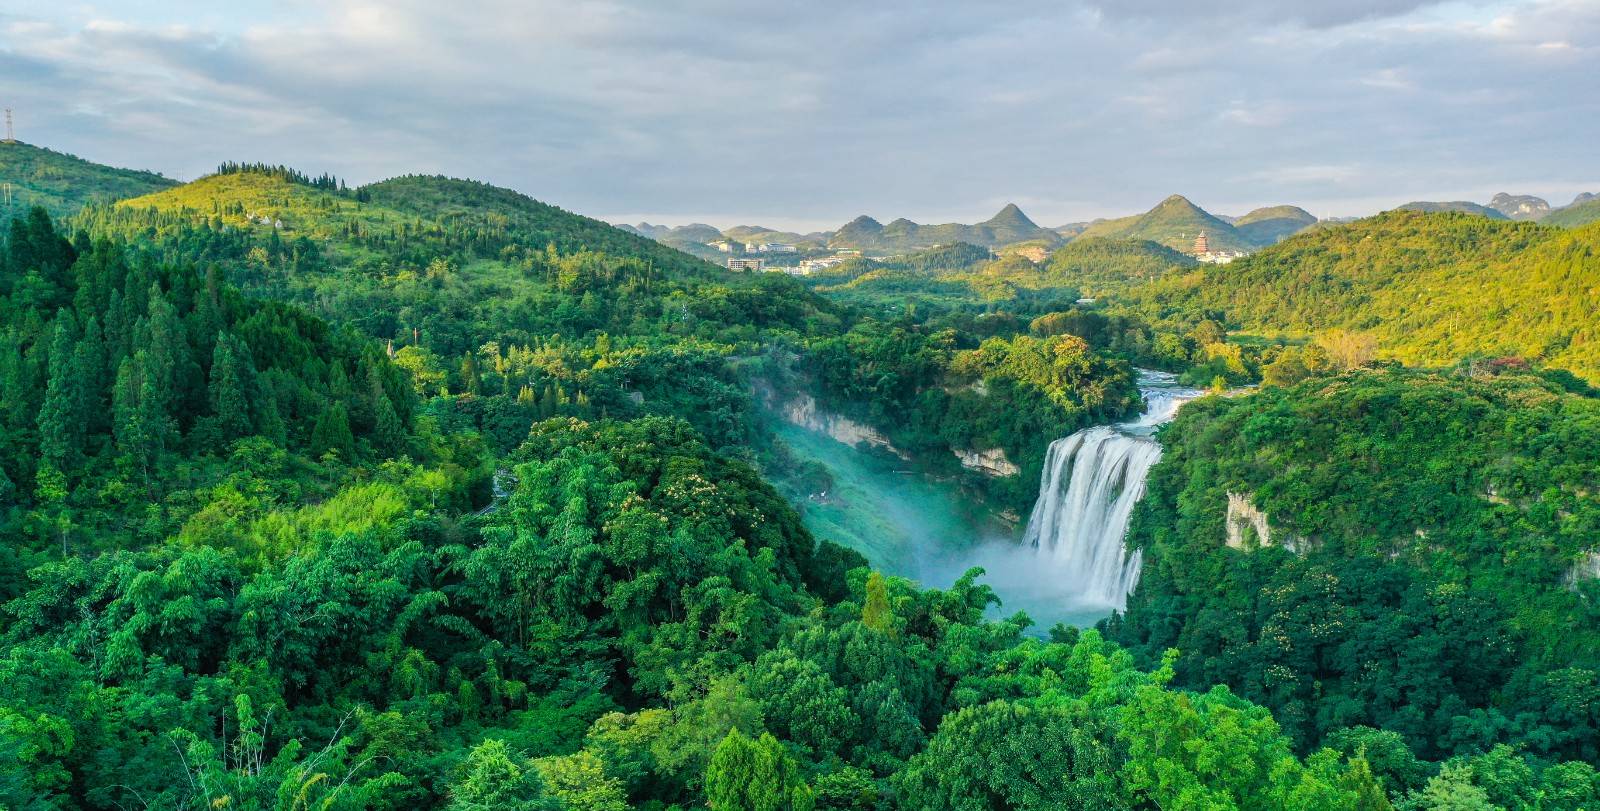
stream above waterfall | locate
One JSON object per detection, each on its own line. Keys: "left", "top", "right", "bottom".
{"left": 766, "top": 369, "right": 1203, "bottom": 629}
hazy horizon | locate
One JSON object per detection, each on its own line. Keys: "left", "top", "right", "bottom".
{"left": 3, "top": 0, "right": 1596, "bottom": 231}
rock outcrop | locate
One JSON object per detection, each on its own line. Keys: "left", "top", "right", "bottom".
{"left": 1225, "top": 491, "right": 1307, "bottom": 552}
{"left": 954, "top": 447, "right": 1020, "bottom": 477}
{"left": 757, "top": 382, "right": 909, "bottom": 459}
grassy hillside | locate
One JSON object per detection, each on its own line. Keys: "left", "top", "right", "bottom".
{"left": 1121, "top": 211, "right": 1600, "bottom": 380}
{"left": 1543, "top": 198, "right": 1600, "bottom": 228}
{"left": 1074, "top": 194, "right": 1252, "bottom": 252}
{"left": 0, "top": 140, "right": 177, "bottom": 219}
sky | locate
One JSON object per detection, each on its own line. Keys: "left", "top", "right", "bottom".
{"left": 1, "top": 0, "right": 1597, "bottom": 231}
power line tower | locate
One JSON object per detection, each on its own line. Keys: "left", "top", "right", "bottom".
{"left": 3, "top": 109, "right": 13, "bottom": 143}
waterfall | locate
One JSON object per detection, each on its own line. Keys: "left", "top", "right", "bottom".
{"left": 1022, "top": 371, "right": 1201, "bottom": 611}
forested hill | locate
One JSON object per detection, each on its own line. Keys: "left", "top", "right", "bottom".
{"left": 1124, "top": 210, "right": 1600, "bottom": 381}
{"left": 1113, "top": 367, "right": 1600, "bottom": 783}
{"left": 0, "top": 141, "right": 178, "bottom": 220}
{"left": 74, "top": 166, "right": 830, "bottom": 359}
{"left": 359, "top": 174, "right": 727, "bottom": 278}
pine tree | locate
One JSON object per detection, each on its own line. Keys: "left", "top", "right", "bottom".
{"left": 139, "top": 288, "right": 184, "bottom": 449}
{"left": 113, "top": 355, "right": 154, "bottom": 471}
{"left": 36, "top": 313, "right": 83, "bottom": 473}
{"left": 73, "top": 317, "right": 107, "bottom": 437}
{"left": 207, "top": 334, "right": 255, "bottom": 444}
{"left": 310, "top": 402, "right": 355, "bottom": 460}
{"left": 367, "top": 363, "right": 406, "bottom": 458}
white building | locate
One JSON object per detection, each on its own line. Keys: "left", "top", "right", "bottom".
{"left": 796, "top": 257, "right": 848, "bottom": 275}
{"left": 727, "top": 257, "right": 766, "bottom": 271}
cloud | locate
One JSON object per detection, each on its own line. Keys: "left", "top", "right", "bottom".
{"left": 0, "top": 0, "right": 1595, "bottom": 227}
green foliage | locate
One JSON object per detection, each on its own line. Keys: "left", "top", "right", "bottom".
{"left": 1113, "top": 367, "right": 1600, "bottom": 769}
{"left": 0, "top": 141, "right": 177, "bottom": 220}
{"left": 7, "top": 159, "right": 1598, "bottom": 811}
{"left": 705, "top": 729, "right": 809, "bottom": 811}
{"left": 1123, "top": 211, "right": 1600, "bottom": 381}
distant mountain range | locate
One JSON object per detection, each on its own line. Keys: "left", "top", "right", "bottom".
{"left": 621, "top": 196, "right": 1320, "bottom": 257}
{"left": 1397, "top": 192, "right": 1600, "bottom": 227}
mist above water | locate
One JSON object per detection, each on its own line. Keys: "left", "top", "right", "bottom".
{"left": 900, "top": 370, "right": 1203, "bottom": 628}
{"left": 769, "top": 370, "right": 1202, "bottom": 630}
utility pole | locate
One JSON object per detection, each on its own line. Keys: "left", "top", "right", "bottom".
{"left": 3, "top": 109, "right": 13, "bottom": 143}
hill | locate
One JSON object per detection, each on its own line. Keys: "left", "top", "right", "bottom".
{"left": 826, "top": 203, "right": 1062, "bottom": 252}
{"left": 1395, "top": 199, "right": 1509, "bottom": 219}
{"left": 1233, "top": 204, "right": 1318, "bottom": 245}
{"left": 1074, "top": 194, "right": 1251, "bottom": 252}
{"left": 1115, "top": 366, "right": 1600, "bottom": 763}
{"left": 1487, "top": 192, "right": 1551, "bottom": 220}
{"left": 1038, "top": 237, "right": 1196, "bottom": 296}
{"left": 0, "top": 140, "right": 177, "bottom": 219}
{"left": 78, "top": 168, "right": 832, "bottom": 365}
{"left": 1542, "top": 197, "right": 1600, "bottom": 228}
{"left": 1122, "top": 210, "right": 1600, "bottom": 380}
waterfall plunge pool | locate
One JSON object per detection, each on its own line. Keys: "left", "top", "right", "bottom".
{"left": 764, "top": 370, "right": 1203, "bottom": 630}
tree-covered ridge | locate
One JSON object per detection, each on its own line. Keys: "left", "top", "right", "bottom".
{"left": 1122, "top": 211, "right": 1600, "bottom": 381}
{"left": 0, "top": 210, "right": 446, "bottom": 577}
{"left": 1113, "top": 367, "right": 1600, "bottom": 772}
{"left": 1543, "top": 198, "right": 1600, "bottom": 228}
{"left": 806, "top": 237, "right": 1193, "bottom": 312}
{"left": 1038, "top": 237, "right": 1197, "bottom": 296}
{"left": 0, "top": 141, "right": 178, "bottom": 220}
{"left": 76, "top": 168, "right": 838, "bottom": 359}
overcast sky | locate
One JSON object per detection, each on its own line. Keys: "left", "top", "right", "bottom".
{"left": 2, "top": 1, "right": 1596, "bottom": 230}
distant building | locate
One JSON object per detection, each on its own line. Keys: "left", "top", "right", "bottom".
{"left": 834, "top": 249, "right": 862, "bottom": 257}
{"left": 727, "top": 257, "right": 766, "bottom": 271}
{"left": 1196, "top": 250, "right": 1245, "bottom": 264}
{"left": 797, "top": 257, "right": 849, "bottom": 275}
{"left": 759, "top": 242, "right": 797, "bottom": 254}
{"left": 1193, "top": 232, "right": 1210, "bottom": 255}
{"left": 711, "top": 239, "right": 739, "bottom": 253}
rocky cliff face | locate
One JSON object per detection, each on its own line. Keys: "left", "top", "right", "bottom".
{"left": 1565, "top": 552, "right": 1600, "bottom": 589}
{"left": 1488, "top": 192, "right": 1551, "bottom": 220}
{"left": 1225, "top": 492, "right": 1307, "bottom": 552}
{"left": 954, "top": 447, "right": 1020, "bottom": 477}
{"left": 756, "top": 381, "right": 909, "bottom": 459}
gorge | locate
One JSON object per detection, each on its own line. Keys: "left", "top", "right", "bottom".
{"left": 773, "top": 370, "right": 1203, "bottom": 627}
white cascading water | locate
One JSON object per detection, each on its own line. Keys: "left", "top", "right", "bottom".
{"left": 1022, "top": 370, "right": 1202, "bottom": 611}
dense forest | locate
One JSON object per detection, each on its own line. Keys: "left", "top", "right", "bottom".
{"left": 1111, "top": 367, "right": 1600, "bottom": 803}
{"left": 6, "top": 156, "right": 1600, "bottom": 810}
{"left": 1120, "top": 212, "right": 1600, "bottom": 382}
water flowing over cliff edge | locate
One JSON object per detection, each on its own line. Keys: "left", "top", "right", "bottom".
{"left": 763, "top": 371, "right": 1201, "bottom": 628}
